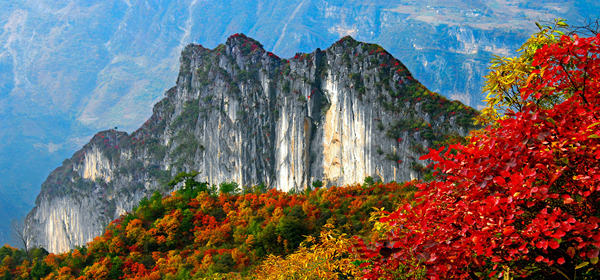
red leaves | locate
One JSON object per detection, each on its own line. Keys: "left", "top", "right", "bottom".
{"left": 536, "top": 239, "right": 548, "bottom": 249}
{"left": 551, "top": 229, "right": 566, "bottom": 239}
{"left": 588, "top": 248, "right": 599, "bottom": 259}
{"left": 419, "top": 147, "right": 443, "bottom": 161}
{"left": 549, "top": 239, "right": 560, "bottom": 250}
{"left": 493, "top": 176, "right": 505, "bottom": 185}
{"left": 356, "top": 33, "right": 600, "bottom": 278}
{"left": 502, "top": 227, "right": 515, "bottom": 236}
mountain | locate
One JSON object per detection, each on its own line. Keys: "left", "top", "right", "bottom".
{"left": 2, "top": 0, "right": 599, "bottom": 241}
{"left": 24, "top": 35, "right": 477, "bottom": 253}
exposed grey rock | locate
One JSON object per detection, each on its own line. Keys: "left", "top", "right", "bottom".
{"left": 25, "top": 35, "right": 478, "bottom": 253}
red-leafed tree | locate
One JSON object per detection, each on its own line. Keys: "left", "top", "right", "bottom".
{"left": 355, "top": 32, "right": 600, "bottom": 279}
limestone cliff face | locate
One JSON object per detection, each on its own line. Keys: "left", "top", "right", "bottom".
{"left": 25, "top": 34, "right": 478, "bottom": 253}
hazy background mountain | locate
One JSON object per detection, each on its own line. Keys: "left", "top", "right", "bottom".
{"left": 1, "top": 0, "right": 598, "bottom": 245}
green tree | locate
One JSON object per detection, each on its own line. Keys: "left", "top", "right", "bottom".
{"left": 168, "top": 171, "right": 208, "bottom": 198}
{"left": 31, "top": 260, "right": 52, "bottom": 279}
{"left": 219, "top": 182, "right": 239, "bottom": 195}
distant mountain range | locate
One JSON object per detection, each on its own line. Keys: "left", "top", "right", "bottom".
{"left": 1, "top": 0, "right": 599, "bottom": 245}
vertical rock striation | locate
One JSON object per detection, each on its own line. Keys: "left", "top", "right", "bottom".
{"left": 25, "top": 34, "right": 478, "bottom": 253}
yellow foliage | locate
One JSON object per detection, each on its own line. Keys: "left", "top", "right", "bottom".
{"left": 162, "top": 192, "right": 184, "bottom": 209}
{"left": 272, "top": 207, "right": 285, "bottom": 221}
{"left": 125, "top": 218, "right": 144, "bottom": 240}
{"left": 197, "top": 192, "right": 215, "bottom": 212}
{"left": 16, "top": 260, "right": 30, "bottom": 279}
{"left": 109, "top": 236, "right": 126, "bottom": 254}
{"left": 369, "top": 207, "right": 395, "bottom": 239}
{"left": 477, "top": 19, "right": 569, "bottom": 125}
{"left": 84, "top": 259, "right": 110, "bottom": 280}
{"left": 57, "top": 266, "right": 75, "bottom": 280}
{"left": 198, "top": 253, "right": 214, "bottom": 274}
{"left": 1, "top": 256, "right": 12, "bottom": 268}
{"left": 129, "top": 251, "right": 142, "bottom": 262}
{"left": 250, "top": 224, "right": 362, "bottom": 279}
{"left": 153, "top": 209, "right": 182, "bottom": 243}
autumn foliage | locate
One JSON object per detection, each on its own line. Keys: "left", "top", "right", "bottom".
{"left": 252, "top": 223, "right": 363, "bottom": 279}
{"left": 354, "top": 33, "right": 600, "bottom": 279}
{"left": 0, "top": 180, "right": 414, "bottom": 279}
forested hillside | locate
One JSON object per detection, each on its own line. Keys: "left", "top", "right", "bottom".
{"left": 1, "top": 178, "right": 416, "bottom": 279}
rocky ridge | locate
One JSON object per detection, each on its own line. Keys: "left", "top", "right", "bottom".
{"left": 25, "top": 34, "right": 478, "bottom": 253}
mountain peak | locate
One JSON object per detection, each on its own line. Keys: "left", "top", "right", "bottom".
{"left": 225, "top": 33, "right": 265, "bottom": 52}
{"left": 331, "top": 35, "right": 360, "bottom": 49}
{"left": 338, "top": 35, "right": 357, "bottom": 43}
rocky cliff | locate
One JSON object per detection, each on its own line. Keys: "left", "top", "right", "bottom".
{"left": 25, "top": 34, "right": 478, "bottom": 253}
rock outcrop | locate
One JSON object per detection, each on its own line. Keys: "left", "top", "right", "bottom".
{"left": 25, "top": 34, "right": 478, "bottom": 253}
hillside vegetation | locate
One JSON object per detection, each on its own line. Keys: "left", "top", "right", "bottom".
{"left": 1, "top": 178, "right": 416, "bottom": 279}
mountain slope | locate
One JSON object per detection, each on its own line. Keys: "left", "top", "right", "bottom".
{"left": 25, "top": 35, "right": 477, "bottom": 253}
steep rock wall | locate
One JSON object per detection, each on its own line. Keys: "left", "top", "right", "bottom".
{"left": 25, "top": 34, "right": 478, "bottom": 253}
